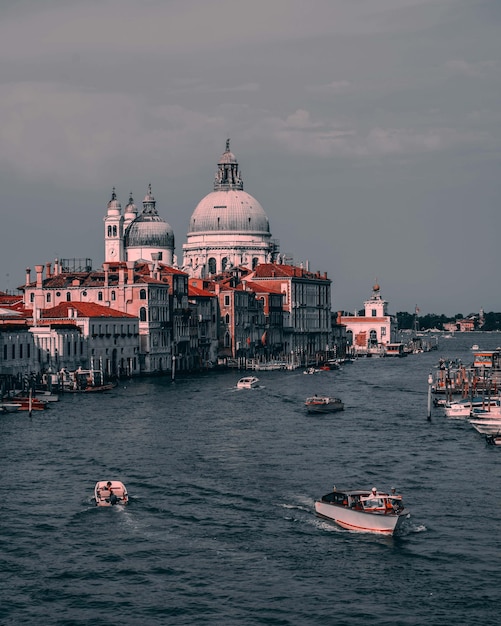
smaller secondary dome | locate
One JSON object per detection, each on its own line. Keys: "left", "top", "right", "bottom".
{"left": 124, "top": 184, "right": 174, "bottom": 248}
{"left": 124, "top": 215, "right": 174, "bottom": 248}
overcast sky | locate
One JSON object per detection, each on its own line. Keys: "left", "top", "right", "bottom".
{"left": 1, "top": 0, "right": 500, "bottom": 316}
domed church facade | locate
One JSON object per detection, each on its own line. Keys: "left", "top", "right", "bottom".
{"left": 104, "top": 185, "right": 174, "bottom": 265}
{"left": 182, "top": 140, "right": 279, "bottom": 278}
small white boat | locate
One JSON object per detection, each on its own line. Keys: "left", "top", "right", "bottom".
{"left": 0, "top": 403, "right": 22, "bottom": 413}
{"left": 444, "top": 397, "right": 500, "bottom": 418}
{"left": 94, "top": 480, "right": 129, "bottom": 506}
{"left": 469, "top": 419, "right": 501, "bottom": 434}
{"left": 472, "top": 344, "right": 479, "bottom": 351}
{"left": 305, "top": 395, "right": 344, "bottom": 414}
{"left": 236, "top": 376, "right": 260, "bottom": 389}
{"left": 303, "top": 367, "right": 321, "bottom": 375}
{"left": 315, "top": 487, "right": 409, "bottom": 535}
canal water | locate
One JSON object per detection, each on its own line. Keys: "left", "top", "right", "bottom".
{"left": 1, "top": 332, "right": 500, "bottom": 625}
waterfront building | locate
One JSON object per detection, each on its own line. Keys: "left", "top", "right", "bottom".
{"left": 182, "top": 140, "right": 279, "bottom": 277}
{"left": 36, "top": 302, "right": 140, "bottom": 377}
{"left": 338, "top": 283, "right": 398, "bottom": 355}
{"left": 247, "top": 263, "right": 332, "bottom": 364}
{"left": 21, "top": 261, "right": 176, "bottom": 374}
{"left": 188, "top": 279, "right": 220, "bottom": 368}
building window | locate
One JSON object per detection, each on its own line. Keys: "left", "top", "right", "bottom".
{"left": 3, "top": 345, "right": 6, "bottom": 360}
{"left": 19, "top": 344, "right": 23, "bottom": 358}
{"left": 111, "top": 290, "right": 116, "bottom": 301}
{"left": 224, "top": 295, "right": 230, "bottom": 306}
{"left": 30, "top": 293, "right": 34, "bottom": 303}
{"left": 225, "top": 313, "right": 230, "bottom": 324}
{"left": 381, "top": 327, "right": 386, "bottom": 336}
{"left": 98, "top": 291, "right": 103, "bottom": 301}
{"left": 208, "top": 258, "right": 216, "bottom": 274}
{"left": 372, "top": 309, "right": 377, "bottom": 317}
{"left": 66, "top": 292, "right": 71, "bottom": 302}
{"left": 252, "top": 257, "right": 259, "bottom": 269}
{"left": 222, "top": 257, "right": 228, "bottom": 271}
{"left": 224, "top": 332, "right": 231, "bottom": 348}
{"left": 46, "top": 293, "right": 51, "bottom": 303}
{"left": 113, "top": 225, "right": 117, "bottom": 237}
{"left": 12, "top": 345, "right": 15, "bottom": 359}
{"left": 108, "top": 225, "right": 112, "bottom": 236}
{"left": 140, "top": 307, "right": 147, "bottom": 322}
{"left": 140, "top": 289, "right": 147, "bottom": 300}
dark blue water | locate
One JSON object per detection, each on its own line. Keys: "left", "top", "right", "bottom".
{"left": 1, "top": 333, "right": 500, "bottom": 625}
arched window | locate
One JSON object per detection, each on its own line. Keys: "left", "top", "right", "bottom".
{"left": 107, "top": 225, "right": 112, "bottom": 236}
{"left": 98, "top": 291, "right": 103, "bottom": 301}
{"left": 30, "top": 293, "right": 34, "bottom": 303}
{"left": 66, "top": 292, "right": 71, "bottom": 302}
{"left": 111, "top": 290, "right": 116, "bottom": 301}
{"left": 224, "top": 332, "right": 231, "bottom": 348}
{"left": 112, "top": 225, "right": 117, "bottom": 237}
{"left": 369, "top": 329, "right": 378, "bottom": 347}
{"left": 346, "top": 329, "right": 353, "bottom": 346}
{"left": 140, "top": 289, "right": 147, "bottom": 300}
{"left": 140, "top": 307, "right": 147, "bottom": 322}
{"left": 225, "top": 313, "right": 230, "bottom": 324}
{"left": 252, "top": 257, "right": 259, "bottom": 269}
{"left": 208, "top": 258, "right": 216, "bottom": 274}
{"left": 222, "top": 257, "right": 228, "bottom": 271}
{"left": 46, "top": 293, "right": 51, "bottom": 303}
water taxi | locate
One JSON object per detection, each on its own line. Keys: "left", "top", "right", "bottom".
{"left": 236, "top": 376, "right": 260, "bottom": 389}
{"left": 315, "top": 486, "right": 409, "bottom": 535}
{"left": 94, "top": 480, "right": 129, "bottom": 506}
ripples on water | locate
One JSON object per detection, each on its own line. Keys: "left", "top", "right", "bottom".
{"left": 1, "top": 333, "right": 500, "bottom": 625}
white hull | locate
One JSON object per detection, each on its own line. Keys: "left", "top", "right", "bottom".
{"left": 315, "top": 500, "right": 407, "bottom": 535}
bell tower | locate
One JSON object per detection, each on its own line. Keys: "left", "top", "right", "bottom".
{"left": 104, "top": 188, "right": 124, "bottom": 262}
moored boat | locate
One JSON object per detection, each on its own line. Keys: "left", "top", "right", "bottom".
{"left": 0, "top": 403, "right": 22, "bottom": 413}
{"left": 315, "top": 486, "right": 409, "bottom": 535}
{"left": 236, "top": 376, "right": 260, "bottom": 389}
{"left": 94, "top": 480, "right": 129, "bottom": 506}
{"left": 305, "top": 395, "right": 344, "bottom": 414}
{"left": 2, "top": 395, "right": 48, "bottom": 411}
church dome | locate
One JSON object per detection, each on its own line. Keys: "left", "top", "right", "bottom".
{"left": 187, "top": 139, "right": 269, "bottom": 234}
{"left": 189, "top": 190, "right": 269, "bottom": 233}
{"left": 124, "top": 184, "right": 174, "bottom": 248}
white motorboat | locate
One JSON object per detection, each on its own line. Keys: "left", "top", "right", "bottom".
{"left": 444, "top": 397, "right": 500, "bottom": 418}
{"left": 305, "top": 395, "right": 344, "bottom": 414}
{"left": 94, "top": 480, "right": 129, "bottom": 506}
{"left": 236, "top": 376, "right": 260, "bottom": 389}
{"left": 469, "top": 419, "right": 501, "bottom": 434}
{"left": 315, "top": 486, "right": 409, "bottom": 535}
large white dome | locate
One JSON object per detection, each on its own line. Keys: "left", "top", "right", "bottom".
{"left": 189, "top": 189, "right": 270, "bottom": 233}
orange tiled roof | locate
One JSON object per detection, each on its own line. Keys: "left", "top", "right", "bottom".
{"left": 41, "top": 302, "right": 136, "bottom": 319}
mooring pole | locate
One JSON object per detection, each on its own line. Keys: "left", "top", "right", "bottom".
{"left": 427, "top": 373, "right": 433, "bottom": 421}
